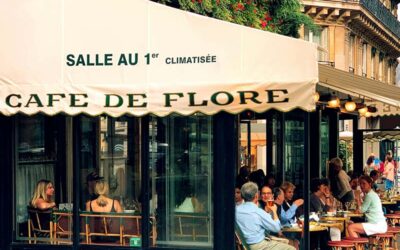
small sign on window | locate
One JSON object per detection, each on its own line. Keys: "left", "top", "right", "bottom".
{"left": 130, "top": 237, "right": 141, "bottom": 247}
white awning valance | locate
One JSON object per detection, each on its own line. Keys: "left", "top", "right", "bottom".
{"left": 0, "top": 0, "right": 318, "bottom": 117}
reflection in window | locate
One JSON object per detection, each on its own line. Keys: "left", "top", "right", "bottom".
{"left": 284, "top": 114, "right": 304, "bottom": 198}
{"left": 321, "top": 116, "right": 329, "bottom": 177}
{"left": 79, "top": 115, "right": 142, "bottom": 246}
{"left": 271, "top": 113, "right": 283, "bottom": 187}
{"left": 149, "top": 114, "right": 213, "bottom": 247}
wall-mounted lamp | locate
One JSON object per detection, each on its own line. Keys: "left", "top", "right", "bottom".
{"left": 344, "top": 96, "right": 356, "bottom": 112}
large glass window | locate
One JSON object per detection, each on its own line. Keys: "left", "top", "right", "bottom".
{"left": 79, "top": 115, "right": 142, "bottom": 246}
{"left": 270, "top": 113, "right": 283, "bottom": 186}
{"left": 362, "top": 43, "right": 367, "bottom": 76}
{"left": 349, "top": 35, "right": 355, "bottom": 73}
{"left": 304, "top": 26, "right": 328, "bottom": 62}
{"left": 15, "top": 115, "right": 72, "bottom": 244}
{"left": 321, "top": 115, "right": 330, "bottom": 177}
{"left": 284, "top": 112, "right": 305, "bottom": 198}
{"left": 149, "top": 114, "right": 213, "bottom": 248}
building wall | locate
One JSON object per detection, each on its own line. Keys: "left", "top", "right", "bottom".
{"left": 302, "top": 0, "right": 400, "bottom": 85}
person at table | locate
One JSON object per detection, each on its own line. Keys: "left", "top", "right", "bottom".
{"left": 264, "top": 174, "right": 276, "bottom": 189}
{"left": 235, "top": 183, "right": 244, "bottom": 206}
{"left": 273, "top": 187, "right": 300, "bottom": 249}
{"left": 86, "top": 180, "right": 123, "bottom": 213}
{"left": 280, "top": 182, "right": 304, "bottom": 225}
{"left": 81, "top": 171, "right": 104, "bottom": 209}
{"left": 30, "top": 179, "right": 56, "bottom": 210}
{"left": 259, "top": 185, "right": 274, "bottom": 215}
{"left": 363, "top": 154, "right": 376, "bottom": 175}
{"left": 347, "top": 175, "right": 387, "bottom": 238}
{"left": 310, "top": 178, "right": 333, "bottom": 213}
{"left": 236, "top": 182, "right": 295, "bottom": 250}
{"left": 369, "top": 170, "right": 381, "bottom": 193}
{"left": 383, "top": 154, "right": 395, "bottom": 190}
{"left": 328, "top": 157, "right": 354, "bottom": 204}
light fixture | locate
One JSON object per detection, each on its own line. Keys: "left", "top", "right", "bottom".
{"left": 344, "top": 96, "right": 356, "bottom": 112}
{"left": 314, "top": 92, "right": 320, "bottom": 102}
{"left": 328, "top": 96, "right": 340, "bottom": 108}
{"left": 364, "top": 111, "right": 372, "bottom": 117}
{"left": 367, "top": 106, "right": 377, "bottom": 113}
{"left": 358, "top": 106, "right": 368, "bottom": 115}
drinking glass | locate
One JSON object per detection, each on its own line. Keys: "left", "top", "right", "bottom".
{"left": 267, "top": 199, "right": 274, "bottom": 207}
{"left": 344, "top": 202, "right": 351, "bottom": 211}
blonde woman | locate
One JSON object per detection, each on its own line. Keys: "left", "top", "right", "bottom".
{"left": 280, "top": 181, "right": 304, "bottom": 226}
{"left": 86, "top": 181, "right": 122, "bottom": 213}
{"left": 30, "top": 179, "right": 56, "bottom": 210}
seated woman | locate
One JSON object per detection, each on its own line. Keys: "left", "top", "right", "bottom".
{"left": 259, "top": 185, "right": 274, "bottom": 215}
{"left": 86, "top": 180, "right": 123, "bottom": 213}
{"left": 347, "top": 175, "right": 387, "bottom": 238}
{"left": 280, "top": 182, "right": 303, "bottom": 226}
{"left": 30, "top": 179, "right": 56, "bottom": 210}
{"left": 310, "top": 178, "right": 333, "bottom": 213}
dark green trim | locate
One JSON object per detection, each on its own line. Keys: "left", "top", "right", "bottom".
{"left": 141, "top": 116, "right": 150, "bottom": 248}
{"left": 213, "top": 112, "right": 237, "bottom": 250}
{"left": 73, "top": 116, "right": 82, "bottom": 248}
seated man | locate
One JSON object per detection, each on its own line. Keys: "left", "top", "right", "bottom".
{"left": 369, "top": 170, "right": 381, "bottom": 193}
{"left": 236, "top": 182, "right": 295, "bottom": 250}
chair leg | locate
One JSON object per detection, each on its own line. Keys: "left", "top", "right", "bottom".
{"left": 85, "top": 224, "right": 89, "bottom": 244}
{"left": 28, "top": 219, "right": 32, "bottom": 244}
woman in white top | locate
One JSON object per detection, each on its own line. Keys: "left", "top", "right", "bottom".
{"left": 347, "top": 175, "right": 387, "bottom": 238}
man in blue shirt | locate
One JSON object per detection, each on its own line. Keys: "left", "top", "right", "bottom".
{"left": 236, "top": 182, "right": 295, "bottom": 250}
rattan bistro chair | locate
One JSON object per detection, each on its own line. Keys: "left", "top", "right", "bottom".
{"left": 173, "top": 212, "right": 210, "bottom": 241}
{"left": 80, "top": 212, "right": 122, "bottom": 245}
{"left": 27, "top": 206, "right": 53, "bottom": 244}
{"left": 121, "top": 214, "right": 157, "bottom": 246}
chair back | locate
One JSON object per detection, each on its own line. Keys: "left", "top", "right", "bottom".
{"left": 53, "top": 211, "right": 73, "bottom": 243}
{"left": 235, "top": 223, "right": 250, "bottom": 250}
{"left": 172, "top": 212, "right": 210, "bottom": 241}
{"left": 27, "top": 206, "right": 52, "bottom": 232}
{"left": 80, "top": 212, "right": 122, "bottom": 244}
{"left": 123, "top": 215, "right": 141, "bottom": 237}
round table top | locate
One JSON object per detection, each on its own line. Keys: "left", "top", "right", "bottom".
{"left": 281, "top": 225, "right": 327, "bottom": 233}
{"left": 347, "top": 212, "right": 364, "bottom": 218}
{"left": 319, "top": 221, "right": 343, "bottom": 228}
{"left": 320, "top": 216, "right": 349, "bottom": 221}
{"left": 381, "top": 200, "right": 397, "bottom": 205}
{"left": 390, "top": 196, "right": 400, "bottom": 201}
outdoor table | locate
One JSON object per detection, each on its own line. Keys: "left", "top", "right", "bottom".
{"left": 381, "top": 200, "right": 397, "bottom": 205}
{"left": 281, "top": 224, "right": 327, "bottom": 233}
{"left": 347, "top": 212, "right": 364, "bottom": 218}
{"left": 282, "top": 224, "right": 328, "bottom": 249}
{"left": 320, "top": 214, "right": 365, "bottom": 237}
{"left": 319, "top": 221, "right": 344, "bottom": 232}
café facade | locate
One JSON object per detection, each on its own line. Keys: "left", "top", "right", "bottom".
{"left": 0, "top": 0, "right": 320, "bottom": 249}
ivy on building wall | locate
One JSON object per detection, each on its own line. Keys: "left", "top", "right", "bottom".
{"left": 155, "top": 0, "right": 318, "bottom": 38}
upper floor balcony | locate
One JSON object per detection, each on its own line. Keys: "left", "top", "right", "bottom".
{"left": 302, "top": 0, "right": 400, "bottom": 56}
{"left": 359, "top": 0, "right": 400, "bottom": 38}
